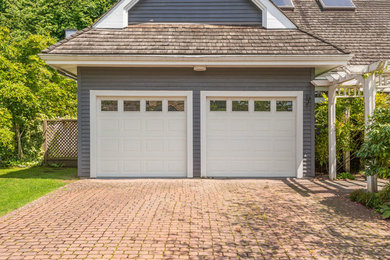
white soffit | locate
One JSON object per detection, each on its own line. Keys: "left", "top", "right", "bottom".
{"left": 93, "top": 0, "right": 296, "bottom": 29}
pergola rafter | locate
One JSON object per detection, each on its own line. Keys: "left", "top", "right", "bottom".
{"left": 311, "top": 60, "right": 390, "bottom": 181}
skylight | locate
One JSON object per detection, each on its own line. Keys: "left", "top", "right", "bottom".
{"left": 271, "top": 0, "right": 294, "bottom": 9}
{"left": 319, "top": 0, "right": 356, "bottom": 9}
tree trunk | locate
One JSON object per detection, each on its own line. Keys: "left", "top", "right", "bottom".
{"left": 344, "top": 150, "right": 351, "bottom": 173}
{"left": 15, "top": 124, "right": 23, "bottom": 160}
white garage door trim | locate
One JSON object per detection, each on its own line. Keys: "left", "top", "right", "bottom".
{"left": 200, "top": 91, "right": 303, "bottom": 178}
{"left": 90, "top": 90, "right": 193, "bottom": 178}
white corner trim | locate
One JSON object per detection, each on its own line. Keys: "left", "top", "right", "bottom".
{"left": 94, "top": 0, "right": 140, "bottom": 28}
{"left": 251, "top": 0, "right": 296, "bottom": 29}
{"left": 200, "top": 91, "right": 304, "bottom": 179}
{"left": 89, "top": 90, "right": 193, "bottom": 178}
{"left": 93, "top": 0, "right": 295, "bottom": 29}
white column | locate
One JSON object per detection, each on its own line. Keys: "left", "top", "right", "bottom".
{"left": 328, "top": 85, "right": 337, "bottom": 180}
{"left": 363, "top": 74, "right": 378, "bottom": 193}
{"left": 363, "top": 74, "right": 376, "bottom": 125}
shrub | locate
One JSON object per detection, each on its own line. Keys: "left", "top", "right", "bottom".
{"left": 357, "top": 106, "right": 390, "bottom": 177}
{"left": 350, "top": 182, "right": 390, "bottom": 219}
{"left": 377, "top": 203, "right": 390, "bottom": 219}
{"left": 350, "top": 189, "right": 379, "bottom": 209}
{"left": 337, "top": 172, "right": 355, "bottom": 180}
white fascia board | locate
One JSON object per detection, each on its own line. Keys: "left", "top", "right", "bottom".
{"left": 94, "top": 0, "right": 296, "bottom": 29}
{"left": 40, "top": 54, "right": 352, "bottom": 68}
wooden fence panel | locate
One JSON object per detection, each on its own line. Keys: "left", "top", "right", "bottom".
{"left": 43, "top": 119, "right": 77, "bottom": 166}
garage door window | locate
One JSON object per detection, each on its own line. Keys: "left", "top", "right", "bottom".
{"left": 232, "top": 101, "right": 249, "bottom": 111}
{"left": 276, "top": 101, "right": 293, "bottom": 112}
{"left": 210, "top": 100, "right": 226, "bottom": 111}
{"left": 146, "top": 101, "right": 163, "bottom": 111}
{"left": 168, "top": 101, "right": 185, "bottom": 112}
{"left": 124, "top": 101, "right": 140, "bottom": 112}
{"left": 101, "top": 100, "right": 118, "bottom": 111}
{"left": 254, "top": 101, "right": 271, "bottom": 112}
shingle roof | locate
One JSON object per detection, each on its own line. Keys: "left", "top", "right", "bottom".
{"left": 42, "top": 24, "right": 347, "bottom": 56}
{"left": 281, "top": 0, "right": 390, "bottom": 65}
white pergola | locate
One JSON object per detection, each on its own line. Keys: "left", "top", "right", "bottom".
{"left": 312, "top": 60, "right": 390, "bottom": 180}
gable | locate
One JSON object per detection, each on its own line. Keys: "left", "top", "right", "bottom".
{"left": 128, "top": 0, "right": 262, "bottom": 25}
{"left": 94, "top": 0, "right": 296, "bottom": 29}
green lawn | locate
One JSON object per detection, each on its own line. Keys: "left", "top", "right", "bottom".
{"left": 0, "top": 167, "right": 78, "bottom": 216}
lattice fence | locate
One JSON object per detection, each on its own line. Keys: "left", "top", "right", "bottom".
{"left": 43, "top": 119, "right": 77, "bottom": 165}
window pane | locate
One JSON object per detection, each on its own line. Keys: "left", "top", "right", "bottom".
{"left": 232, "top": 101, "right": 249, "bottom": 111}
{"left": 276, "top": 101, "right": 293, "bottom": 112}
{"left": 168, "top": 101, "right": 185, "bottom": 112}
{"left": 271, "top": 0, "right": 294, "bottom": 8}
{"left": 320, "top": 0, "right": 355, "bottom": 8}
{"left": 146, "top": 101, "right": 162, "bottom": 111}
{"left": 210, "top": 100, "right": 226, "bottom": 111}
{"left": 124, "top": 101, "right": 140, "bottom": 111}
{"left": 254, "top": 101, "right": 271, "bottom": 112}
{"left": 101, "top": 100, "right": 118, "bottom": 111}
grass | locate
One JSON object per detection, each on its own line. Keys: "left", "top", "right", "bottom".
{"left": 0, "top": 167, "right": 78, "bottom": 217}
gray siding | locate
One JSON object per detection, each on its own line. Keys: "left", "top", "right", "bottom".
{"left": 128, "top": 0, "right": 262, "bottom": 24}
{"left": 78, "top": 67, "right": 315, "bottom": 178}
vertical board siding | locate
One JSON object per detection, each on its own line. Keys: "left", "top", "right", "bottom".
{"left": 78, "top": 67, "right": 315, "bottom": 178}
{"left": 128, "top": 0, "right": 262, "bottom": 24}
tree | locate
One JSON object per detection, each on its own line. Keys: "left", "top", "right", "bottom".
{"left": 0, "top": 0, "right": 117, "bottom": 40}
{"left": 0, "top": 27, "right": 77, "bottom": 161}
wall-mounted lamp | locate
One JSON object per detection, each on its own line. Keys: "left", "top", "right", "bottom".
{"left": 193, "top": 66, "right": 207, "bottom": 72}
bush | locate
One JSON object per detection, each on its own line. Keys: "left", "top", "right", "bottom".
{"left": 337, "top": 172, "right": 355, "bottom": 180}
{"left": 350, "top": 182, "right": 390, "bottom": 219}
{"left": 357, "top": 106, "right": 390, "bottom": 178}
{"left": 350, "top": 189, "right": 380, "bottom": 209}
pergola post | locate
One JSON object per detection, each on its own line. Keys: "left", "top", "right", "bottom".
{"left": 363, "top": 74, "right": 376, "bottom": 125}
{"left": 363, "top": 74, "right": 378, "bottom": 192}
{"left": 328, "top": 85, "right": 337, "bottom": 180}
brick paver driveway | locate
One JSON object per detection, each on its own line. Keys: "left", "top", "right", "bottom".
{"left": 0, "top": 179, "right": 389, "bottom": 259}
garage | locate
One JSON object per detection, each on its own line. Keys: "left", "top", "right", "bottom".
{"left": 201, "top": 91, "right": 303, "bottom": 178}
{"left": 90, "top": 91, "right": 193, "bottom": 178}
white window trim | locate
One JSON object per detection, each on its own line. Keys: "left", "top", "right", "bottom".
{"left": 200, "top": 91, "right": 304, "bottom": 179}
{"left": 90, "top": 90, "right": 193, "bottom": 178}
{"left": 93, "top": 0, "right": 296, "bottom": 29}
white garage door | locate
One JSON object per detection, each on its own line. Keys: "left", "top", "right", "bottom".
{"left": 205, "top": 97, "right": 297, "bottom": 177}
{"left": 95, "top": 96, "right": 188, "bottom": 178}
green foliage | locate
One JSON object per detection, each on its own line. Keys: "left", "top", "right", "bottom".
{"left": 0, "top": 1, "right": 116, "bottom": 164}
{"left": 315, "top": 94, "right": 366, "bottom": 171}
{"left": 350, "top": 182, "right": 390, "bottom": 219}
{"left": 350, "top": 189, "right": 379, "bottom": 209}
{"left": 0, "top": 0, "right": 117, "bottom": 40}
{"left": 315, "top": 93, "right": 390, "bottom": 174}
{"left": 357, "top": 106, "right": 390, "bottom": 178}
{"left": 0, "top": 27, "right": 77, "bottom": 163}
{"left": 377, "top": 203, "right": 390, "bottom": 219}
{"left": 336, "top": 172, "right": 355, "bottom": 180}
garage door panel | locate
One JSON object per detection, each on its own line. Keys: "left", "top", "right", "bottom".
{"left": 99, "top": 138, "right": 120, "bottom": 153}
{"left": 98, "top": 160, "right": 120, "bottom": 173}
{"left": 96, "top": 96, "right": 188, "bottom": 178}
{"left": 123, "top": 119, "right": 142, "bottom": 131}
{"left": 123, "top": 139, "right": 142, "bottom": 152}
{"left": 206, "top": 97, "right": 296, "bottom": 178}
{"left": 123, "top": 161, "right": 142, "bottom": 173}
